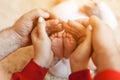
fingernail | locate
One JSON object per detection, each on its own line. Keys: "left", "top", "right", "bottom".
{"left": 57, "top": 23, "right": 62, "bottom": 26}
{"left": 38, "top": 17, "right": 44, "bottom": 23}
{"left": 45, "top": 13, "right": 50, "bottom": 18}
{"left": 88, "top": 25, "right": 92, "bottom": 31}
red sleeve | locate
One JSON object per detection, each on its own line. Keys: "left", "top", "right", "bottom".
{"left": 11, "top": 59, "right": 48, "bottom": 80}
{"left": 94, "top": 69, "right": 120, "bottom": 80}
{"left": 69, "top": 69, "right": 92, "bottom": 80}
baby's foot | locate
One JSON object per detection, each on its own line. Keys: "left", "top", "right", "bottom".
{"left": 50, "top": 31, "right": 64, "bottom": 59}
{"left": 63, "top": 32, "right": 77, "bottom": 58}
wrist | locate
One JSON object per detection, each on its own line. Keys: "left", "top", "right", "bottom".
{"left": 11, "top": 27, "right": 30, "bottom": 47}
{"left": 33, "top": 57, "right": 51, "bottom": 69}
{"left": 71, "top": 64, "right": 88, "bottom": 73}
{"left": 33, "top": 58, "right": 48, "bottom": 69}
{"left": 33, "top": 52, "right": 53, "bottom": 69}
{"left": 70, "top": 59, "right": 88, "bottom": 72}
{"left": 0, "top": 27, "right": 24, "bottom": 60}
{"left": 10, "top": 28, "right": 24, "bottom": 47}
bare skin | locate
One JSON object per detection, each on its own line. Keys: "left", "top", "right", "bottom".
{"left": 50, "top": 31, "right": 76, "bottom": 59}
{"left": 31, "top": 17, "right": 54, "bottom": 68}
{"left": 50, "top": 31, "right": 64, "bottom": 58}
{"left": 0, "top": 9, "right": 62, "bottom": 80}
{"left": 70, "top": 26, "right": 92, "bottom": 73}
{"left": 63, "top": 32, "right": 76, "bottom": 58}
{"left": 79, "top": 0, "right": 101, "bottom": 17}
{"left": 90, "top": 16, "right": 120, "bottom": 72}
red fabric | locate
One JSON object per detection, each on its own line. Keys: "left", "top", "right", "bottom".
{"left": 11, "top": 60, "right": 48, "bottom": 80}
{"left": 11, "top": 59, "right": 120, "bottom": 80}
{"left": 69, "top": 69, "right": 92, "bottom": 80}
{"left": 94, "top": 69, "right": 120, "bottom": 80}
{"left": 69, "top": 69, "right": 120, "bottom": 80}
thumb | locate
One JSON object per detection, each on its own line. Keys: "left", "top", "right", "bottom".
{"left": 85, "top": 25, "right": 92, "bottom": 43}
{"left": 37, "top": 17, "right": 48, "bottom": 38}
{"left": 89, "top": 15, "right": 106, "bottom": 49}
{"left": 81, "top": 25, "right": 92, "bottom": 48}
{"left": 89, "top": 16, "right": 105, "bottom": 31}
{"left": 89, "top": 15, "right": 113, "bottom": 34}
{"left": 82, "top": 25, "right": 92, "bottom": 55}
{"left": 89, "top": 16, "right": 116, "bottom": 51}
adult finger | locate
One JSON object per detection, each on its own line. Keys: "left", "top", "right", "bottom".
{"left": 23, "top": 8, "right": 50, "bottom": 20}
{"left": 31, "top": 26, "right": 37, "bottom": 40}
{"left": 46, "top": 19, "right": 63, "bottom": 36}
{"left": 62, "top": 22, "right": 79, "bottom": 42}
{"left": 44, "top": 10, "right": 59, "bottom": 19}
{"left": 85, "top": 26, "right": 92, "bottom": 44}
{"left": 89, "top": 15, "right": 117, "bottom": 54}
{"left": 67, "top": 20, "right": 86, "bottom": 43}
{"left": 37, "top": 17, "right": 48, "bottom": 38}
{"left": 68, "top": 20, "right": 85, "bottom": 31}
{"left": 75, "top": 18, "right": 89, "bottom": 27}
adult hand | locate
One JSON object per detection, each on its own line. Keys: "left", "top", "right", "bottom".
{"left": 69, "top": 22, "right": 92, "bottom": 72}
{"left": 0, "top": 8, "right": 63, "bottom": 60}
{"left": 31, "top": 17, "right": 53, "bottom": 68}
{"left": 12, "top": 9, "right": 50, "bottom": 46}
{"left": 90, "top": 16, "right": 120, "bottom": 72}
{"left": 12, "top": 8, "right": 63, "bottom": 47}
{"left": 62, "top": 20, "right": 87, "bottom": 45}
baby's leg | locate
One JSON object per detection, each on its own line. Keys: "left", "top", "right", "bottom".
{"left": 63, "top": 32, "right": 77, "bottom": 58}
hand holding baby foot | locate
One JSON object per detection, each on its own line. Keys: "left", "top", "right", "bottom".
{"left": 50, "top": 19, "right": 92, "bottom": 72}
{"left": 90, "top": 16, "right": 120, "bottom": 72}
{"left": 70, "top": 26, "right": 92, "bottom": 72}
{"left": 51, "top": 19, "right": 87, "bottom": 59}
{"left": 63, "top": 20, "right": 86, "bottom": 45}
{"left": 68, "top": 25, "right": 93, "bottom": 79}
{"left": 31, "top": 17, "right": 54, "bottom": 68}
